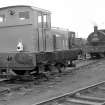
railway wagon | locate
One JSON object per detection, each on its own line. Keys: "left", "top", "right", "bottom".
{"left": 0, "top": 5, "right": 81, "bottom": 77}
{"left": 86, "top": 26, "right": 105, "bottom": 58}
{"left": 51, "top": 27, "right": 80, "bottom": 63}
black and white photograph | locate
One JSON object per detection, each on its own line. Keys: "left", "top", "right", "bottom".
{"left": 0, "top": 0, "right": 105, "bottom": 105}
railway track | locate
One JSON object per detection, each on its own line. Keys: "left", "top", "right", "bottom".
{"left": 0, "top": 58, "right": 99, "bottom": 81}
{"left": 0, "top": 58, "right": 103, "bottom": 104}
{"left": 35, "top": 81, "right": 105, "bottom": 105}
{"left": 17, "top": 58, "right": 102, "bottom": 82}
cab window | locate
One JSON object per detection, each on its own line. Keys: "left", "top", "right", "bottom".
{"left": 43, "top": 15, "right": 47, "bottom": 22}
{"left": 19, "top": 11, "right": 29, "bottom": 20}
{"left": 38, "top": 15, "right": 42, "bottom": 23}
{"left": 0, "top": 15, "right": 5, "bottom": 23}
{"left": 38, "top": 14, "right": 48, "bottom": 28}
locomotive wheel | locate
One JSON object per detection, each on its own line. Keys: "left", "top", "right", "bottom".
{"left": 90, "top": 53, "right": 94, "bottom": 59}
{"left": 90, "top": 53, "right": 97, "bottom": 59}
{"left": 103, "top": 52, "right": 105, "bottom": 57}
{"left": 31, "top": 65, "right": 49, "bottom": 80}
{"left": 12, "top": 70, "right": 35, "bottom": 81}
{"left": 55, "top": 63, "right": 65, "bottom": 73}
{"left": 96, "top": 54, "right": 101, "bottom": 59}
{"left": 90, "top": 53, "right": 101, "bottom": 59}
{"left": 13, "top": 70, "right": 26, "bottom": 75}
{"left": 44, "top": 64, "right": 52, "bottom": 72}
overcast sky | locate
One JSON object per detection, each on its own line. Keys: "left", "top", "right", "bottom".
{"left": 0, "top": 0, "right": 105, "bottom": 38}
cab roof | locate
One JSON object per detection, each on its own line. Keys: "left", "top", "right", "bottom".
{"left": 0, "top": 5, "right": 51, "bottom": 14}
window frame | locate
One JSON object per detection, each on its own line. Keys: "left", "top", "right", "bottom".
{"left": 38, "top": 15, "right": 42, "bottom": 23}
{"left": 19, "top": 11, "right": 30, "bottom": 20}
{"left": 0, "top": 15, "right": 5, "bottom": 23}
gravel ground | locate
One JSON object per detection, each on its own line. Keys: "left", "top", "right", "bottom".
{"left": 0, "top": 59, "right": 105, "bottom": 105}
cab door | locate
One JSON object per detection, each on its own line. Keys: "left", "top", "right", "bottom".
{"left": 37, "top": 11, "right": 52, "bottom": 52}
{"left": 37, "top": 13, "right": 45, "bottom": 52}
{"left": 38, "top": 28, "right": 45, "bottom": 52}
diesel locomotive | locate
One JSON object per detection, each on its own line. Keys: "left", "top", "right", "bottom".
{"left": 0, "top": 5, "right": 81, "bottom": 78}
{"left": 86, "top": 26, "right": 105, "bottom": 58}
